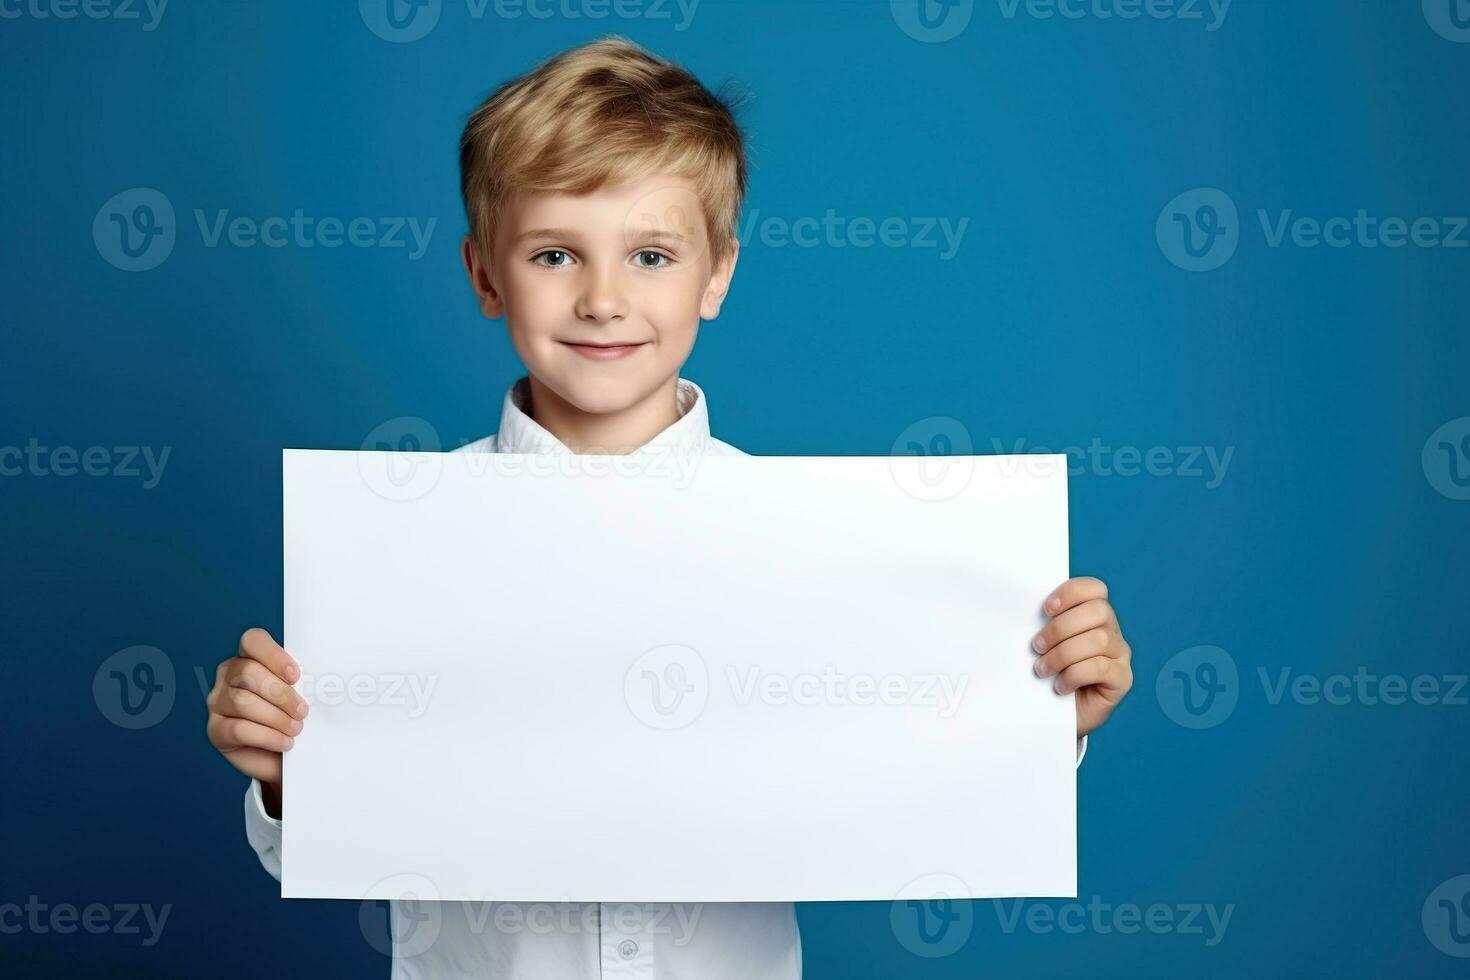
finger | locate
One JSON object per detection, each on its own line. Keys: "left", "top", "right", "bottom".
{"left": 1043, "top": 576, "right": 1108, "bottom": 615}
{"left": 1034, "top": 627, "right": 1114, "bottom": 678}
{"left": 218, "top": 687, "right": 304, "bottom": 737}
{"left": 1053, "top": 655, "right": 1132, "bottom": 697}
{"left": 207, "top": 715, "right": 296, "bottom": 753}
{"left": 237, "top": 627, "right": 300, "bottom": 683}
{"left": 229, "top": 658, "right": 309, "bottom": 719}
{"left": 218, "top": 745, "right": 282, "bottom": 784}
{"left": 1033, "top": 598, "right": 1114, "bottom": 653}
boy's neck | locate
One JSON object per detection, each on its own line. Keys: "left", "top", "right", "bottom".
{"left": 523, "top": 373, "right": 682, "bottom": 454}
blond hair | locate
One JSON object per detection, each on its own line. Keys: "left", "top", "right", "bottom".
{"left": 459, "top": 37, "right": 749, "bottom": 267}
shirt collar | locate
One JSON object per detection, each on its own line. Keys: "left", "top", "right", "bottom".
{"left": 493, "top": 375, "right": 712, "bottom": 456}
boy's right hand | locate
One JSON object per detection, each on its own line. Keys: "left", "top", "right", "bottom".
{"left": 206, "top": 628, "right": 308, "bottom": 817}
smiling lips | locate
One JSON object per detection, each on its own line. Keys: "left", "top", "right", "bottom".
{"left": 560, "top": 340, "right": 648, "bottom": 361}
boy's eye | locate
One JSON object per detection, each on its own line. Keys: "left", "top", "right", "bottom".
{"left": 634, "top": 250, "right": 672, "bottom": 270}
{"left": 533, "top": 250, "right": 572, "bottom": 268}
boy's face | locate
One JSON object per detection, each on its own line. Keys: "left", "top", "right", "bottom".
{"left": 462, "top": 174, "right": 738, "bottom": 418}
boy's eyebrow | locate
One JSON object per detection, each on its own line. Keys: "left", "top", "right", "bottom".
{"left": 512, "top": 227, "right": 583, "bottom": 245}
{"left": 512, "top": 227, "right": 693, "bottom": 247}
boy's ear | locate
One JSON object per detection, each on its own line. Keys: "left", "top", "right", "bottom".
{"left": 461, "top": 234, "right": 506, "bottom": 319}
{"left": 699, "top": 237, "right": 740, "bottom": 320}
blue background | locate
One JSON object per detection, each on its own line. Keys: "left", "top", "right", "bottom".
{"left": 3, "top": 0, "right": 1468, "bottom": 976}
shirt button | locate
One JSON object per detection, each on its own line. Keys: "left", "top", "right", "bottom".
{"left": 618, "top": 939, "right": 639, "bottom": 959}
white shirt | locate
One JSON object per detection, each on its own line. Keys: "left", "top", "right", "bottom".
{"left": 243, "top": 375, "right": 1085, "bottom": 978}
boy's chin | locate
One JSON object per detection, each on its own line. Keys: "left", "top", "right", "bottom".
{"left": 535, "top": 368, "right": 664, "bottom": 418}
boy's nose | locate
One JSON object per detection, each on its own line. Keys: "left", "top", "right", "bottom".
{"left": 574, "top": 266, "right": 629, "bottom": 323}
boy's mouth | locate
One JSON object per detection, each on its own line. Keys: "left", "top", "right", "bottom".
{"left": 559, "top": 340, "right": 649, "bottom": 361}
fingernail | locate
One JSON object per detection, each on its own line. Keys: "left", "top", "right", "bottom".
{"left": 1045, "top": 596, "right": 1060, "bottom": 613}
{"left": 284, "top": 736, "right": 295, "bottom": 750}
{"left": 290, "top": 720, "right": 303, "bottom": 735}
{"left": 286, "top": 664, "right": 299, "bottom": 681}
{"left": 1034, "top": 658, "right": 1050, "bottom": 677}
{"left": 295, "top": 702, "right": 309, "bottom": 718}
{"left": 1032, "top": 635, "right": 1047, "bottom": 653}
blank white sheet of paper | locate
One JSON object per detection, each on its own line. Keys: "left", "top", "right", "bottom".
{"left": 281, "top": 449, "right": 1074, "bottom": 903}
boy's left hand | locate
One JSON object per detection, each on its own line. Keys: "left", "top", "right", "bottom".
{"left": 1031, "top": 576, "right": 1133, "bottom": 737}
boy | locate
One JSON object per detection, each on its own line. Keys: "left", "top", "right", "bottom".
{"left": 205, "top": 37, "right": 1134, "bottom": 978}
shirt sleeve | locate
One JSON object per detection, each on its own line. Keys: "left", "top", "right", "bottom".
{"left": 243, "top": 779, "right": 283, "bottom": 883}
{"left": 1076, "top": 735, "right": 1088, "bottom": 767}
